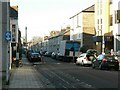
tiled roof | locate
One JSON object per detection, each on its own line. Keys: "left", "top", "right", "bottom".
{"left": 48, "top": 29, "right": 70, "bottom": 40}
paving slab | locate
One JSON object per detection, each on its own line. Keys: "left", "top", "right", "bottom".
{"left": 8, "top": 54, "right": 43, "bottom": 89}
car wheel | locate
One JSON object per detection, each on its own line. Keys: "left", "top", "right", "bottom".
{"left": 81, "top": 61, "right": 84, "bottom": 66}
{"left": 76, "top": 63, "right": 79, "bottom": 66}
{"left": 115, "top": 68, "right": 119, "bottom": 71}
{"left": 99, "top": 65, "right": 103, "bottom": 70}
{"left": 92, "top": 63, "right": 95, "bottom": 69}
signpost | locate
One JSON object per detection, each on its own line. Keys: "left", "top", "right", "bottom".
{"left": 5, "top": 31, "right": 12, "bottom": 41}
{"left": 4, "top": 31, "right": 11, "bottom": 83}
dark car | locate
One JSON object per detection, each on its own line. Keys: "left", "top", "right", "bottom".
{"left": 27, "top": 49, "right": 33, "bottom": 60}
{"left": 29, "top": 53, "right": 41, "bottom": 62}
{"left": 92, "top": 54, "right": 119, "bottom": 71}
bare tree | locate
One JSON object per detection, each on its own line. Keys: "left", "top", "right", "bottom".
{"left": 30, "top": 36, "right": 43, "bottom": 45}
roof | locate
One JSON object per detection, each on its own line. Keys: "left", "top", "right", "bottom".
{"left": 48, "top": 29, "right": 70, "bottom": 40}
{"left": 11, "top": 6, "right": 18, "bottom": 11}
{"left": 82, "top": 4, "right": 95, "bottom": 12}
{"left": 70, "top": 4, "right": 95, "bottom": 19}
{"left": 10, "top": 6, "right": 18, "bottom": 18}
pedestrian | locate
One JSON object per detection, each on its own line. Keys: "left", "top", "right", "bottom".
{"left": 110, "top": 49, "right": 114, "bottom": 55}
{"left": 41, "top": 53, "right": 44, "bottom": 63}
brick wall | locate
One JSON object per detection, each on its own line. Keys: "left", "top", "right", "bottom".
{"left": 82, "top": 12, "right": 95, "bottom": 35}
{"left": 82, "top": 12, "right": 95, "bottom": 49}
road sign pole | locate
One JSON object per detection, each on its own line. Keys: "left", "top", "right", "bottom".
{"left": 6, "top": 41, "right": 10, "bottom": 84}
{"left": 5, "top": 2, "right": 10, "bottom": 84}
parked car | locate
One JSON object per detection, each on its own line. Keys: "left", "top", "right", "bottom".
{"left": 44, "top": 52, "right": 52, "bottom": 57}
{"left": 76, "top": 53, "right": 93, "bottom": 66}
{"left": 92, "top": 54, "right": 119, "bottom": 71}
{"left": 29, "top": 53, "right": 41, "bottom": 62}
{"left": 38, "top": 51, "right": 46, "bottom": 56}
{"left": 27, "top": 49, "right": 33, "bottom": 60}
{"left": 56, "top": 52, "right": 63, "bottom": 60}
{"left": 51, "top": 52, "right": 56, "bottom": 59}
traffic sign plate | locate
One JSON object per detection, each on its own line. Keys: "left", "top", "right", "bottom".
{"left": 5, "top": 31, "right": 12, "bottom": 41}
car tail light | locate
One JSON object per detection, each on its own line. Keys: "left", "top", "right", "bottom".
{"left": 84, "top": 57, "right": 88, "bottom": 60}
{"left": 102, "top": 58, "right": 107, "bottom": 62}
{"left": 115, "top": 60, "right": 119, "bottom": 63}
{"left": 31, "top": 56, "right": 34, "bottom": 58}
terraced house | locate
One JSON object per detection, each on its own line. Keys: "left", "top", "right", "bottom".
{"left": 94, "top": 0, "right": 120, "bottom": 54}
{"left": 70, "top": 5, "right": 95, "bottom": 51}
{"left": 10, "top": 5, "right": 19, "bottom": 69}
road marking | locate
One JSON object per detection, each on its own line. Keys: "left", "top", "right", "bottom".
{"left": 56, "top": 63, "right": 61, "bottom": 64}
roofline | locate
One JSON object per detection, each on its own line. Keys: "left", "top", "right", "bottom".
{"left": 82, "top": 4, "right": 94, "bottom": 12}
{"left": 70, "top": 4, "right": 95, "bottom": 19}
{"left": 10, "top": 5, "right": 18, "bottom": 11}
{"left": 48, "top": 29, "right": 70, "bottom": 40}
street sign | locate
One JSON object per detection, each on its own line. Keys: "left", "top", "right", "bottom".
{"left": 5, "top": 31, "right": 12, "bottom": 41}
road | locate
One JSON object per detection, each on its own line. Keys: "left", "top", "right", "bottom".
{"left": 32, "top": 57, "right": 119, "bottom": 89}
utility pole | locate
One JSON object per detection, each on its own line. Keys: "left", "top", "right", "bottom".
{"left": 25, "top": 27, "right": 27, "bottom": 51}
{"left": 6, "top": 1, "right": 10, "bottom": 84}
{"left": 100, "top": 27, "right": 105, "bottom": 54}
{"left": 102, "top": 34, "right": 105, "bottom": 54}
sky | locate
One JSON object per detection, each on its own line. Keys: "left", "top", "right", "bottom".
{"left": 10, "top": 0, "right": 95, "bottom": 41}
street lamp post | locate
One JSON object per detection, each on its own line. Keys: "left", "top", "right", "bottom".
{"left": 25, "top": 27, "right": 27, "bottom": 47}
{"left": 100, "top": 28, "right": 105, "bottom": 54}
{"left": 25, "top": 27, "right": 27, "bottom": 55}
{"left": 102, "top": 34, "right": 105, "bottom": 54}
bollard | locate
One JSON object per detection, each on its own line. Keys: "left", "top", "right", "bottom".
{"left": 16, "top": 52, "right": 19, "bottom": 67}
{"left": 16, "top": 60, "right": 19, "bottom": 67}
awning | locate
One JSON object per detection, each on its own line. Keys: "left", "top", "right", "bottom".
{"left": 93, "top": 36, "right": 113, "bottom": 42}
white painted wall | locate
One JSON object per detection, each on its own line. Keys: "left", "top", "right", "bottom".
{"left": 70, "top": 13, "right": 83, "bottom": 47}
{"left": 113, "top": 0, "right": 120, "bottom": 52}
{"left": 10, "top": 19, "right": 18, "bottom": 43}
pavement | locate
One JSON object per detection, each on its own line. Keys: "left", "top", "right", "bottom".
{"left": 2, "top": 54, "right": 43, "bottom": 89}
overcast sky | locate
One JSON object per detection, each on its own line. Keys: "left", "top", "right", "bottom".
{"left": 10, "top": 0, "right": 94, "bottom": 41}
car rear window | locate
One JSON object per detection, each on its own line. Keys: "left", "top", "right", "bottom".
{"left": 97, "top": 55, "right": 104, "bottom": 60}
{"left": 32, "top": 53, "right": 40, "bottom": 56}
{"left": 79, "top": 53, "right": 86, "bottom": 57}
{"left": 105, "top": 56, "right": 116, "bottom": 60}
